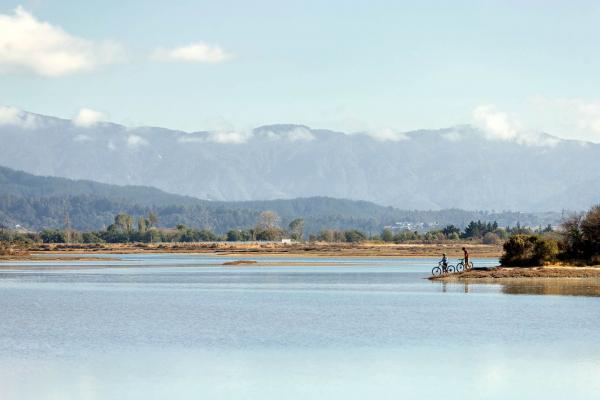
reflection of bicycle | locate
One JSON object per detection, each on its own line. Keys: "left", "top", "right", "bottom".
{"left": 454, "top": 258, "right": 473, "bottom": 272}
{"left": 432, "top": 261, "right": 455, "bottom": 277}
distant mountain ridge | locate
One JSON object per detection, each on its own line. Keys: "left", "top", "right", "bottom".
{"left": 0, "top": 166, "right": 560, "bottom": 232}
{"left": 1, "top": 108, "right": 599, "bottom": 211}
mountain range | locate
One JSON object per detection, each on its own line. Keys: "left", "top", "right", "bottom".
{"left": 1, "top": 108, "right": 599, "bottom": 211}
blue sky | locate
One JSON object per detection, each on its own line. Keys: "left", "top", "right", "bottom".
{"left": 1, "top": 1, "right": 600, "bottom": 142}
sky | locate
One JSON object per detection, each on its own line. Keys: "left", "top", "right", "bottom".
{"left": 2, "top": 0, "right": 600, "bottom": 142}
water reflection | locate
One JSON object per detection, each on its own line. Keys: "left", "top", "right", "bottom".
{"left": 499, "top": 278, "right": 600, "bottom": 297}
{"left": 435, "top": 278, "right": 600, "bottom": 297}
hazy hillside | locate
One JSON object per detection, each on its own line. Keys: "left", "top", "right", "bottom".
{"left": 0, "top": 166, "right": 560, "bottom": 233}
{"left": 1, "top": 110, "right": 599, "bottom": 211}
{"left": 0, "top": 166, "right": 200, "bottom": 207}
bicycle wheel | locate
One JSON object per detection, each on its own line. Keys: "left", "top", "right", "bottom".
{"left": 432, "top": 266, "right": 442, "bottom": 276}
{"left": 447, "top": 265, "right": 455, "bottom": 273}
{"left": 467, "top": 262, "right": 474, "bottom": 270}
{"left": 455, "top": 263, "right": 464, "bottom": 272}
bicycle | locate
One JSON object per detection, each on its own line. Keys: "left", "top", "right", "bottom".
{"left": 431, "top": 261, "right": 455, "bottom": 277}
{"left": 454, "top": 258, "right": 473, "bottom": 272}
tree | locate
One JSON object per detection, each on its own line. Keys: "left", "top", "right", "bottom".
{"left": 344, "top": 229, "right": 366, "bottom": 243}
{"left": 227, "top": 230, "right": 243, "bottom": 241}
{"left": 41, "top": 229, "right": 66, "bottom": 243}
{"left": 82, "top": 232, "right": 104, "bottom": 243}
{"left": 288, "top": 218, "right": 305, "bottom": 241}
{"left": 148, "top": 212, "right": 158, "bottom": 228}
{"left": 137, "top": 217, "right": 147, "bottom": 233}
{"left": 258, "top": 211, "right": 280, "bottom": 230}
{"left": 318, "top": 229, "right": 336, "bottom": 242}
{"left": 560, "top": 214, "right": 585, "bottom": 259}
{"left": 442, "top": 225, "right": 460, "bottom": 237}
{"left": 581, "top": 205, "right": 600, "bottom": 255}
{"left": 256, "top": 228, "right": 283, "bottom": 241}
{"left": 114, "top": 214, "right": 134, "bottom": 232}
{"left": 255, "top": 211, "right": 281, "bottom": 241}
{"left": 381, "top": 228, "right": 394, "bottom": 242}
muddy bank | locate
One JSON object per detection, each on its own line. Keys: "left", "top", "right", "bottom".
{"left": 430, "top": 266, "right": 600, "bottom": 280}
{"left": 0, "top": 254, "right": 120, "bottom": 262}
{"left": 18, "top": 242, "right": 502, "bottom": 258}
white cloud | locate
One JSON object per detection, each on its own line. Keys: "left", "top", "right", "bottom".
{"left": 256, "top": 127, "right": 315, "bottom": 142}
{"left": 472, "top": 104, "right": 558, "bottom": 147}
{"left": 286, "top": 127, "right": 315, "bottom": 141}
{"left": 127, "top": 135, "right": 148, "bottom": 148}
{"left": 72, "top": 108, "right": 106, "bottom": 127}
{"left": 0, "top": 105, "right": 39, "bottom": 129}
{"left": 179, "top": 127, "right": 314, "bottom": 144}
{"left": 0, "top": 6, "right": 122, "bottom": 77}
{"left": 362, "top": 128, "right": 408, "bottom": 142}
{"left": 529, "top": 96, "right": 600, "bottom": 143}
{"left": 152, "top": 42, "right": 232, "bottom": 63}
{"left": 177, "top": 130, "right": 250, "bottom": 144}
{"left": 208, "top": 130, "right": 248, "bottom": 144}
{"left": 472, "top": 105, "right": 520, "bottom": 141}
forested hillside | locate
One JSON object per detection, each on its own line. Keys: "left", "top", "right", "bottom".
{"left": 0, "top": 166, "right": 561, "bottom": 233}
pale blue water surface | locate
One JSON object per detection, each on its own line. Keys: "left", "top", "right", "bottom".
{"left": 1, "top": 255, "right": 599, "bottom": 400}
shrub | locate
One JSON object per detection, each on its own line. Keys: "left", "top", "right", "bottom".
{"left": 532, "top": 236, "right": 559, "bottom": 264}
{"left": 381, "top": 228, "right": 394, "bottom": 242}
{"left": 344, "top": 230, "right": 367, "bottom": 243}
{"left": 40, "top": 229, "right": 66, "bottom": 244}
{"left": 482, "top": 232, "right": 501, "bottom": 245}
{"left": 500, "top": 234, "right": 558, "bottom": 266}
{"left": 82, "top": 232, "right": 104, "bottom": 244}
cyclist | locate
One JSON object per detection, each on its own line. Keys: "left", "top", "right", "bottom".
{"left": 440, "top": 253, "right": 448, "bottom": 272}
{"left": 462, "top": 247, "right": 469, "bottom": 268}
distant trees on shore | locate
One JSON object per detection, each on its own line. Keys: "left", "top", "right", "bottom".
{"left": 0, "top": 208, "right": 560, "bottom": 247}
{"left": 501, "top": 204, "right": 600, "bottom": 266}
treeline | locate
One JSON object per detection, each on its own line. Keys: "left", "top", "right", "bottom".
{"left": 375, "top": 220, "right": 550, "bottom": 244}
{"left": 501, "top": 204, "right": 600, "bottom": 266}
{"left": 1, "top": 211, "right": 305, "bottom": 244}
{"left": 1, "top": 209, "right": 547, "bottom": 245}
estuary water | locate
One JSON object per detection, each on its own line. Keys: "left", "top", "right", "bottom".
{"left": 1, "top": 254, "right": 599, "bottom": 400}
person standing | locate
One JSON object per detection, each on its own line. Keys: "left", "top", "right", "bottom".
{"left": 462, "top": 247, "right": 469, "bottom": 268}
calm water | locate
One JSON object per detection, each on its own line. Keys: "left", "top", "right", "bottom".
{"left": 1, "top": 255, "right": 599, "bottom": 400}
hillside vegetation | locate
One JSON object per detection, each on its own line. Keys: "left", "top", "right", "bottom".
{"left": 0, "top": 166, "right": 560, "bottom": 234}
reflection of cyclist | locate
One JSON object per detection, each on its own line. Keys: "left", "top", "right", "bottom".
{"left": 440, "top": 253, "right": 448, "bottom": 272}
{"left": 462, "top": 247, "right": 469, "bottom": 267}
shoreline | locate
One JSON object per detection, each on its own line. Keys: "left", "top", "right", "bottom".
{"left": 430, "top": 265, "right": 600, "bottom": 280}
